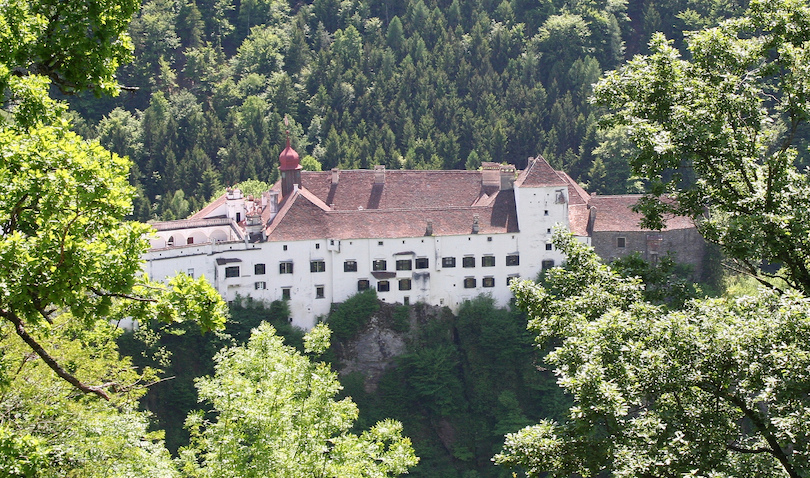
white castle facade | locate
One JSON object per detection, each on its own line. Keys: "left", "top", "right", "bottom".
{"left": 144, "top": 141, "right": 701, "bottom": 330}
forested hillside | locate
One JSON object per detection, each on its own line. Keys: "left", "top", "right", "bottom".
{"left": 69, "top": 0, "right": 747, "bottom": 221}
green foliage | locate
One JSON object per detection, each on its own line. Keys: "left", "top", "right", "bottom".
{"left": 0, "top": 0, "right": 139, "bottom": 118}
{"left": 593, "top": 0, "right": 810, "bottom": 294}
{"left": 118, "top": 296, "right": 299, "bottom": 453}
{"left": 610, "top": 252, "right": 703, "bottom": 309}
{"left": 0, "top": 0, "right": 226, "bottom": 409}
{"left": 390, "top": 305, "right": 410, "bottom": 333}
{"left": 179, "top": 322, "right": 418, "bottom": 477}
{"left": 0, "top": 427, "right": 48, "bottom": 478}
{"left": 327, "top": 289, "right": 380, "bottom": 341}
{"left": 338, "top": 300, "right": 567, "bottom": 477}
{"left": 497, "top": 230, "right": 810, "bottom": 478}
{"left": 0, "top": 318, "right": 177, "bottom": 477}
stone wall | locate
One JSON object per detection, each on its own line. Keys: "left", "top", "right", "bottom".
{"left": 591, "top": 228, "right": 707, "bottom": 279}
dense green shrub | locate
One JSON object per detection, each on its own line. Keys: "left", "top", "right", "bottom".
{"left": 327, "top": 289, "right": 380, "bottom": 341}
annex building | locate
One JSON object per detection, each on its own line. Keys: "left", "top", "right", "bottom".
{"left": 144, "top": 141, "right": 704, "bottom": 329}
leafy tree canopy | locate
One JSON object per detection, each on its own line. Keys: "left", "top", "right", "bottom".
{"left": 592, "top": 0, "right": 810, "bottom": 293}
{"left": 0, "top": 0, "right": 226, "bottom": 444}
{"left": 178, "top": 322, "right": 418, "bottom": 477}
{"left": 496, "top": 231, "right": 810, "bottom": 478}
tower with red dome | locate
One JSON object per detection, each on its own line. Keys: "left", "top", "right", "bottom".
{"left": 279, "top": 127, "right": 301, "bottom": 198}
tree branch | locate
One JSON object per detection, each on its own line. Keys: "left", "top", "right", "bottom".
{"left": 727, "top": 443, "right": 772, "bottom": 454}
{"left": 1, "top": 309, "right": 110, "bottom": 400}
{"left": 89, "top": 287, "right": 158, "bottom": 303}
{"left": 705, "top": 384, "right": 800, "bottom": 478}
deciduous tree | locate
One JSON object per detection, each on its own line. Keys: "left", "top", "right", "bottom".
{"left": 178, "top": 322, "right": 418, "bottom": 477}
{"left": 495, "top": 232, "right": 810, "bottom": 478}
{"left": 592, "top": 0, "right": 810, "bottom": 293}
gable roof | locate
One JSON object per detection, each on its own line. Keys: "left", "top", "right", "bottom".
{"left": 514, "top": 156, "right": 568, "bottom": 188}
{"left": 264, "top": 169, "right": 519, "bottom": 241}
{"left": 299, "top": 169, "right": 490, "bottom": 211}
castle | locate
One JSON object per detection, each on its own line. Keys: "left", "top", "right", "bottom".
{"left": 144, "top": 140, "right": 704, "bottom": 329}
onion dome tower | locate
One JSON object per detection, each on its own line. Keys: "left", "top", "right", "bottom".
{"left": 279, "top": 116, "right": 301, "bottom": 198}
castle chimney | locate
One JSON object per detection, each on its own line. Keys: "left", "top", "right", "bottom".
{"left": 500, "top": 164, "right": 516, "bottom": 190}
{"left": 472, "top": 214, "right": 480, "bottom": 234}
{"left": 482, "top": 162, "right": 500, "bottom": 188}
{"left": 331, "top": 168, "right": 340, "bottom": 185}
{"left": 425, "top": 220, "right": 434, "bottom": 236}
{"left": 268, "top": 190, "right": 280, "bottom": 222}
{"left": 374, "top": 165, "right": 385, "bottom": 185}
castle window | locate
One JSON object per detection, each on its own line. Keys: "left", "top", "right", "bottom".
{"left": 463, "top": 277, "right": 477, "bottom": 288}
{"left": 545, "top": 243, "right": 553, "bottom": 251}
{"left": 344, "top": 260, "right": 358, "bottom": 272}
{"left": 283, "top": 245, "right": 288, "bottom": 251}
{"left": 377, "top": 280, "right": 390, "bottom": 292}
{"left": 279, "top": 262, "right": 293, "bottom": 274}
{"left": 187, "top": 268, "right": 194, "bottom": 278}
{"left": 167, "top": 236, "right": 175, "bottom": 247}
{"left": 506, "top": 254, "right": 520, "bottom": 266}
{"left": 617, "top": 237, "right": 626, "bottom": 248}
{"left": 483, "top": 277, "right": 495, "bottom": 288}
{"left": 225, "top": 266, "right": 240, "bottom": 278}
{"left": 544, "top": 210, "right": 549, "bottom": 216}
{"left": 357, "top": 279, "right": 370, "bottom": 291}
{"left": 399, "top": 278, "right": 412, "bottom": 291}
{"left": 507, "top": 275, "right": 520, "bottom": 286}
{"left": 373, "top": 259, "right": 387, "bottom": 271}
{"left": 415, "top": 258, "right": 429, "bottom": 269}
{"left": 310, "top": 260, "right": 326, "bottom": 273}
{"left": 316, "top": 286, "right": 325, "bottom": 299}
{"left": 442, "top": 257, "right": 456, "bottom": 268}
{"left": 542, "top": 259, "right": 555, "bottom": 269}
{"left": 315, "top": 243, "right": 320, "bottom": 249}
{"left": 254, "top": 263, "right": 266, "bottom": 275}
{"left": 187, "top": 237, "right": 194, "bottom": 244}
{"left": 462, "top": 256, "right": 475, "bottom": 268}
{"left": 255, "top": 281, "right": 267, "bottom": 290}
{"left": 396, "top": 259, "right": 412, "bottom": 271}
{"left": 482, "top": 255, "right": 495, "bottom": 267}
{"left": 282, "top": 288, "right": 291, "bottom": 300}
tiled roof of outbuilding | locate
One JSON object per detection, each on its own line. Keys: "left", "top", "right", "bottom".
{"left": 588, "top": 195, "right": 695, "bottom": 232}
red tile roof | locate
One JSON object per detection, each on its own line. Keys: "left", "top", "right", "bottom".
{"left": 175, "top": 156, "right": 696, "bottom": 244}
{"left": 299, "top": 169, "right": 490, "bottom": 211}
{"left": 515, "top": 156, "right": 568, "bottom": 188}
{"left": 190, "top": 194, "right": 227, "bottom": 219}
{"left": 265, "top": 169, "right": 519, "bottom": 241}
{"left": 568, "top": 204, "right": 592, "bottom": 236}
{"left": 588, "top": 195, "right": 695, "bottom": 232}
